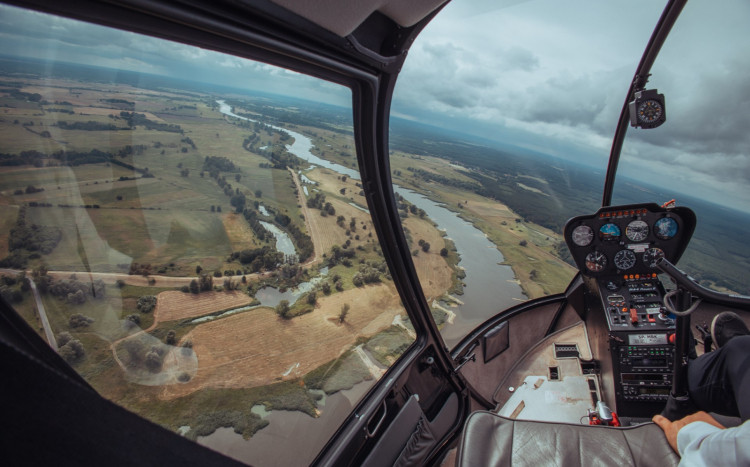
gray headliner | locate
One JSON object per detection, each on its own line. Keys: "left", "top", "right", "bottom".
{"left": 269, "top": 0, "right": 448, "bottom": 36}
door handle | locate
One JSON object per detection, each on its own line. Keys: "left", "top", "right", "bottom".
{"left": 365, "top": 399, "right": 387, "bottom": 439}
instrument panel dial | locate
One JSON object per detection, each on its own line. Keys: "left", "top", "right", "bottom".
{"left": 625, "top": 220, "right": 649, "bottom": 242}
{"left": 599, "top": 223, "right": 621, "bottom": 241}
{"left": 571, "top": 225, "right": 594, "bottom": 246}
{"left": 654, "top": 217, "right": 678, "bottom": 240}
{"left": 642, "top": 247, "right": 665, "bottom": 268}
{"left": 614, "top": 249, "right": 637, "bottom": 270}
{"left": 585, "top": 250, "right": 608, "bottom": 272}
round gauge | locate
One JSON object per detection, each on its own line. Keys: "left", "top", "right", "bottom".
{"left": 642, "top": 248, "right": 665, "bottom": 268}
{"left": 625, "top": 220, "right": 649, "bottom": 242}
{"left": 637, "top": 99, "right": 664, "bottom": 124}
{"left": 585, "top": 250, "right": 608, "bottom": 272}
{"left": 654, "top": 217, "right": 678, "bottom": 240}
{"left": 614, "top": 249, "right": 637, "bottom": 270}
{"left": 599, "top": 223, "right": 621, "bottom": 241}
{"left": 571, "top": 225, "right": 594, "bottom": 246}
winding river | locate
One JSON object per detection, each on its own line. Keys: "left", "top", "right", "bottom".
{"left": 202, "top": 100, "right": 526, "bottom": 465}
{"left": 217, "top": 100, "right": 525, "bottom": 344}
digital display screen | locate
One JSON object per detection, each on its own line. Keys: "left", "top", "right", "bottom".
{"left": 622, "top": 373, "right": 665, "bottom": 382}
{"left": 632, "top": 357, "right": 667, "bottom": 368}
{"left": 639, "top": 387, "right": 670, "bottom": 395}
{"left": 628, "top": 333, "right": 668, "bottom": 345}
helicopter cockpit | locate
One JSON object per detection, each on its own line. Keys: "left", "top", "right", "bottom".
{"left": 1, "top": 0, "right": 749, "bottom": 466}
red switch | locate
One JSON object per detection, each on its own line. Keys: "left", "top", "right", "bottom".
{"left": 668, "top": 333, "right": 676, "bottom": 344}
{"left": 630, "top": 308, "right": 638, "bottom": 324}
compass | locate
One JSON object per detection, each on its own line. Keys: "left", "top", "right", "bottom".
{"left": 637, "top": 100, "right": 663, "bottom": 124}
{"left": 629, "top": 89, "right": 666, "bottom": 129}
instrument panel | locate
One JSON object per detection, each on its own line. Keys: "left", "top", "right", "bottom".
{"left": 564, "top": 203, "right": 696, "bottom": 416}
{"left": 563, "top": 203, "right": 696, "bottom": 277}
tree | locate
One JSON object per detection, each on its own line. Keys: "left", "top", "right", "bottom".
{"left": 189, "top": 279, "right": 200, "bottom": 294}
{"left": 276, "top": 299, "right": 291, "bottom": 319}
{"left": 199, "top": 274, "right": 213, "bottom": 291}
{"left": 255, "top": 189, "right": 262, "bottom": 198}
{"left": 69, "top": 313, "right": 93, "bottom": 328}
{"left": 59, "top": 338, "right": 85, "bottom": 363}
{"left": 196, "top": 265, "right": 203, "bottom": 274}
{"left": 339, "top": 303, "right": 350, "bottom": 323}
{"left": 137, "top": 295, "right": 157, "bottom": 313}
{"left": 519, "top": 240, "right": 528, "bottom": 247}
{"left": 307, "top": 291, "right": 317, "bottom": 306}
{"left": 440, "top": 248, "right": 448, "bottom": 257}
{"left": 57, "top": 331, "right": 73, "bottom": 347}
{"left": 123, "top": 339, "right": 145, "bottom": 365}
{"left": 421, "top": 242, "right": 430, "bottom": 253}
{"left": 166, "top": 330, "right": 176, "bottom": 345}
{"left": 145, "top": 346, "right": 164, "bottom": 373}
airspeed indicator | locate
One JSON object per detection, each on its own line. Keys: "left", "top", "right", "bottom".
{"left": 572, "top": 225, "right": 594, "bottom": 246}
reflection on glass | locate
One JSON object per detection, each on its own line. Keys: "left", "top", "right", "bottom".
{"left": 0, "top": 5, "right": 413, "bottom": 466}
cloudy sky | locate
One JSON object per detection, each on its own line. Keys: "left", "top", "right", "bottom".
{"left": 393, "top": 0, "right": 750, "bottom": 210}
{"left": 1, "top": 1, "right": 748, "bottom": 210}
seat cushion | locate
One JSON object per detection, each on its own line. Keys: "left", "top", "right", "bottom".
{"left": 457, "top": 411, "right": 679, "bottom": 467}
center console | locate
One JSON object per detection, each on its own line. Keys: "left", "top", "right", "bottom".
{"left": 564, "top": 203, "right": 696, "bottom": 417}
{"left": 597, "top": 276, "right": 675, "bottom": 415}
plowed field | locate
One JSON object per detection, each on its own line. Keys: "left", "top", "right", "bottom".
{"left": 154, "top": 290, "right": 255, "bottom": 322}
{"left": 159, "top": 283, "right": 406, "bottom": 399}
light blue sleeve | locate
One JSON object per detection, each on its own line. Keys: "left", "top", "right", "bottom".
{"left": 677, "top": 419, "right": 750, "bottom": 467}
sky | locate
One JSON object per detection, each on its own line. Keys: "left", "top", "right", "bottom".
{"left": 0, "top": 1, "right": 748, "bottom": 210}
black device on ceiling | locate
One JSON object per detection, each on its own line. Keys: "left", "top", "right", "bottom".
{"left": 629, "top": 89, "right": 667, "bottom": 129}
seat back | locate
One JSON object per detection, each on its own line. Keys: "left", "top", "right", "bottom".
{"left": 457, "top": 411, "right": 679, "bottom": 467}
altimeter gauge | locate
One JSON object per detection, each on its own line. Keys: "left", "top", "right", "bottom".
{"left": 642, "top": 247, "right": 665, "bottom": 268}
{"left": 614, "top": 249, "right": 637, "bottom": 270}
{"left": 585, "top": 250, "right": 608, "bottom": 272}
{"left": 572, "top": 225, "right": 594, "bottom": 246}
{"left": 626, "top": 220, "right": 649, "bottom": 242}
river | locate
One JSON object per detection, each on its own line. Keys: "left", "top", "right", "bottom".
{"left": 217, "top": 99, "right": 525, "bottom": 344}
{"left": 209, "top": 100, "right": 525, "bottom": 465}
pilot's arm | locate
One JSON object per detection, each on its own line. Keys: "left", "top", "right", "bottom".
{"left": 653, "top": 412, "right": 750, "bottom": 466}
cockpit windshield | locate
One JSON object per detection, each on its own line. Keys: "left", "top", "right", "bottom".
{"left": 390, "top": 0, "right": 668, "bottom": 346}
{"left": 613, "top": 0, "right": 750, "bottom": 296}
{"left": 0, "top": 4, "right": 415, "bottom": 465}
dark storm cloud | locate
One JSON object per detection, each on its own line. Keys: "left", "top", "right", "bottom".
{"left": 393, "top": 0, "right": 750, "bottom": 206}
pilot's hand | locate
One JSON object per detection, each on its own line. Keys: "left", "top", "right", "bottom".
{"left": 652, "top": 411, "right": 726, "bottom": 453}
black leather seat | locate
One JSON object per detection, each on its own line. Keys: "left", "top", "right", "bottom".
{"left": 457, "top": 411, "right": 679, "bottom": 467}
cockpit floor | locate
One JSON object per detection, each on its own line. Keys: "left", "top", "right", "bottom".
{"left": 495, "top": 322, "right": 599, "bottom": 424}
